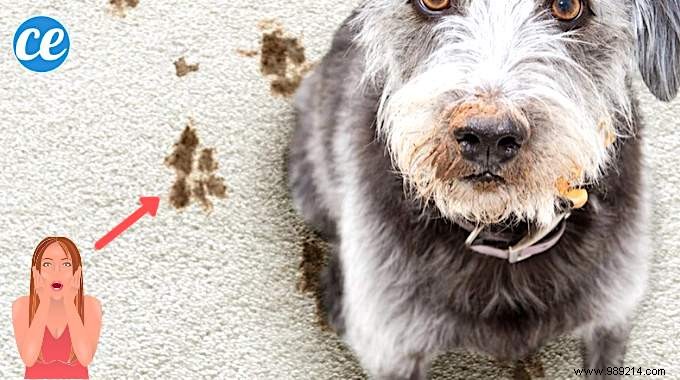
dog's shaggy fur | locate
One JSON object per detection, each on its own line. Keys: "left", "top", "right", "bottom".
{"left": 287, "top": 1, "right": 680, "bottom": 378}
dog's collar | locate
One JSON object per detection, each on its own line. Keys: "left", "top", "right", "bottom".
{"left": 456, "top": 211, "right": 571, "bottom": 263}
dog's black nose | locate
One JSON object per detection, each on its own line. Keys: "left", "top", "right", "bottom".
{"left": 454, "top": 117, "right": 526, "bottom": 166}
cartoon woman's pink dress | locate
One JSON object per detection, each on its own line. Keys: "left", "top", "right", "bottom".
{"left": 24, "top": 326, "right": 88, "bottom": 379}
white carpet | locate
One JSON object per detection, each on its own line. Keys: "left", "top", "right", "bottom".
{"left": 0, "top": 1, "right": 678, "bottom": 379}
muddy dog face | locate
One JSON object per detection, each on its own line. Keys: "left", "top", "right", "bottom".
{"left": 351, "top": 0, "right": 680, "bottom": 227}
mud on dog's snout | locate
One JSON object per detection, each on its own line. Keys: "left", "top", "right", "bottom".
{"left": 449, "top": 102, "right": 528, "bottom": 167}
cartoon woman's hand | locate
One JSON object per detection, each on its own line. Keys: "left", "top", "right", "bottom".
{"left": 32, "top": 267, "right": 51, "bottom": 303}
{"left": 63, "top": 267, "right": 81, "bottom": 304}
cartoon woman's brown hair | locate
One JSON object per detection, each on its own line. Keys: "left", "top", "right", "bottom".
{"left": 29, "top": 237, "right": 84, "bottom": 364}
{"left": 12, "top": 237, "right": 102, "bottom": 379}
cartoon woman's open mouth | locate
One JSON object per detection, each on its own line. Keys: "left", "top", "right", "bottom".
{"left": 51, "top": 282, "right": 63, "bottom": 290}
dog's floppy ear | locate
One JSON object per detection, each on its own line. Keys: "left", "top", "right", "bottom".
{"left": 634, "top": 0, "right": 680, "bottom": 101}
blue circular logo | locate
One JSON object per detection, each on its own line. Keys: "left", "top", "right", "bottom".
{"left": 13, "top": 16, "right": 70, "bottom": 73}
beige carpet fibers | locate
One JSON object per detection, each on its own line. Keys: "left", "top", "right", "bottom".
{"left": 0, "top": 1, "right": 678, "bottom": 379}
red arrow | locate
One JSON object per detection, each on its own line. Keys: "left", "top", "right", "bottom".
{"left": 95, "top": 196, "right": 160, "bottom": 250}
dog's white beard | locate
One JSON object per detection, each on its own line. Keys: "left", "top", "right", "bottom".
{"left": 379, "top": 65, "right": 616, "bottom": 228}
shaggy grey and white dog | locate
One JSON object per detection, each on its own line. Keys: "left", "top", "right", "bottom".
{"left": 287, "top": 0, "right": 679, "bottom": 378}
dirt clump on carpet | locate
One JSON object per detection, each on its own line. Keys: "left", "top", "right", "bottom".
{"left": 166, "top": 120, "right": 228, "bottom": 211}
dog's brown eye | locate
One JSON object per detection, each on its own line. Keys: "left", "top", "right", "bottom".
{"left": 421, "top": 0, "right": 451, "bottom": 12}
{"left": 551, "top": 0, "right": 582, "bottom": 21}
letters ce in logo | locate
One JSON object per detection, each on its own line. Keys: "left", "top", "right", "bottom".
{"left": 13, "top": 16, "right": 70, "bottom": 73}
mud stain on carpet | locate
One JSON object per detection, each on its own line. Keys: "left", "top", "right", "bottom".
{"left": 165, "top": 125, "right": 198, "bottom": 175}
{"left": 523, "top": 355, "right": 545, "bottom": 378}
{"left": 239, "top": 20, "right": 314, "bottom": 97}
{"left": 198, "top": 148, "right": 218, "bottom": 172}
{"left": 165, "top": 120, "right": 228, "bottom": 211}
{"left": 169, "top": 176, "right": 191, "bottom": 209}
{"left": 297, "top": 239, "right": 325, "bottom": 294}
{"left": 512, "top": 355, "right": 546, "bottom": 380}
{"left": 296, "top": 233, "right": 331, "bottom": 331}
{"left": 235, "top": 49, "right": 259, "bottom": 58}
{"left": 193, "top": 148, "right": 228, "bottom": 210}
{"left": 174, "top": 57, "right": 200, "bottom": 77}
{"left": 513, "top": 363, "right": 532, "bottom": 380}
{"left": 110, "top": 0, "right": 138, "bottom": 14}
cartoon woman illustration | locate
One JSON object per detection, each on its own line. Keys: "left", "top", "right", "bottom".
{"left": 12, "top": 237, "right": 102, "bottom": 379}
